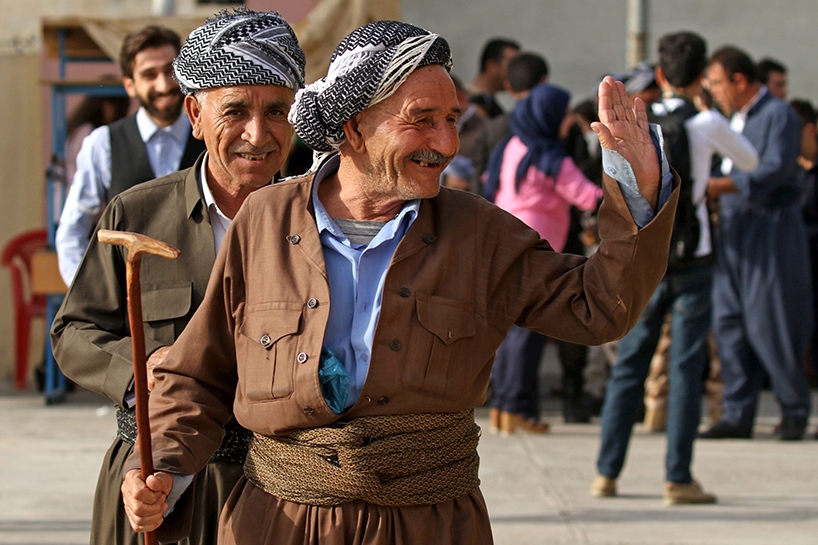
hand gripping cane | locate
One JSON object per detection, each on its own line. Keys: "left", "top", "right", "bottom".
{"left": 98, "top": 229, "right": 180, "bottom": 545}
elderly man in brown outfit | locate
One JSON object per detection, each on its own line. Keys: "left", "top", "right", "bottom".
{"left": 121, "top": 21, "right": 679, "bottom": 544}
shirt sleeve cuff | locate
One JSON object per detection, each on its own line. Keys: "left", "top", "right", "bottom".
{"left": 165, "top": 474, "right": 194, "bottom": 516}
{"left": 600, "top": 123, "right": 673, "bottom": 228}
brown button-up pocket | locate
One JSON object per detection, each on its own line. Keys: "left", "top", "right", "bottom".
{"left": 238, "top": 304, "right": 302, "bottom": 402}
{"left": 402, "top": 292, "right": 476, "bottom": 399}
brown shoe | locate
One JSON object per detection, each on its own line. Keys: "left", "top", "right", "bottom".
{"left": 488, "top": 408, "right": 501, "bottom": 435}
{"left": 663, "top": 480, "right": 716, "bottom": 505}
{"left": 499, "top": 411, "right": 550, "bottom": 436}
{"left": 643, "top": 405, "right": 667, "bottom": 432}
{"left": 590, "top": 475, "right": 617, "bottom": 497}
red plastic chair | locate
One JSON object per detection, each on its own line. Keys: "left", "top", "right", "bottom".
{"left": 1, "top": 229, "right": 48, "bottom": 390}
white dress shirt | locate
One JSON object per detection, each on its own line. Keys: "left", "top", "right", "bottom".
{"left": 56, "top": 108, "right": 191, "bottom": 285}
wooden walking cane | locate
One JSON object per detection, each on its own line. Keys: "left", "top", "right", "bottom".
{"left": 98, "top": 229, "right": 180, "bottom": 545}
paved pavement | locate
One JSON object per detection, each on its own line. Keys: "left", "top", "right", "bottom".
{"left": 2, "top": 361, "right": 817, "bottom": 545}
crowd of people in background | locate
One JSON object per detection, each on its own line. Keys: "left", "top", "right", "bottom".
{"left": 438, "top": 31, "right": 818, "bottom": 505}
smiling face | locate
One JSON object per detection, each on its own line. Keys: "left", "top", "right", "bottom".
{"left": 123, "top": 44, "right": 184, "bottom": 127}
{"left": 352, "top": 65, "right": 461, "bottom": 204}
{"left": 186, "top": 84, "right": 295, "bottom": 196}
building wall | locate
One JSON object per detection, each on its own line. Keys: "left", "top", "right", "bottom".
{"left": 0, "top": 51, "right": 46, "bottom": 384}
{"left": 403, "top": 0, "right": 818, "bottom": 106}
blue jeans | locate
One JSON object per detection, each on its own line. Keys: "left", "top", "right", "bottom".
{"left": 596, "top": 261, "right": 712, "bottom": 483}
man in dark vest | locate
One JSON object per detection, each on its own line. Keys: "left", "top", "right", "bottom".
{"left": 55, "top": 25, "right": 206, "bottom": 285}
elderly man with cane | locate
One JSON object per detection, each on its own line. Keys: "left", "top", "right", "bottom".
{"left": 121, "top": 20, "right": 679, "bottom": 544}
{"left": 51, "top": 8, "right": 305, "bottom": 545}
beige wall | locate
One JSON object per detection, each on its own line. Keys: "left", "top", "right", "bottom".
{"left": 0, "top": 53, "right": 45, "bottom": 385}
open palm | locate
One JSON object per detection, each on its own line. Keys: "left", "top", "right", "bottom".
{"left": 592, "top": 76, "right": 660, "bottom": 209}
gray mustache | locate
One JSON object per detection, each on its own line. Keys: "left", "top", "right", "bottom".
{"left": 407, "top": 149, "right": 451, "bottom": 165}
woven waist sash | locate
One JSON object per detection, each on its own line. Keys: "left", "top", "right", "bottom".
{"left": 244, "top": 409, "right": 481, "bottom": 506}
{"left": 116, "top": 406, "right": 252, "bottom": 464}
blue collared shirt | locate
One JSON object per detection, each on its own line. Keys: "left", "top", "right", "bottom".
{"left": 311, "top": 155, "right": 420, "bottom": 409}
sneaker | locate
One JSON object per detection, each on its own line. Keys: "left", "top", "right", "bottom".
{"left": 698, "top": 420, "right": 752, "bottom": 439}
{"left": 590, "top": 475, "right": 617, "bottom": 497}
{"left": 664, "top": 480, "right": 717, "bottom": 505}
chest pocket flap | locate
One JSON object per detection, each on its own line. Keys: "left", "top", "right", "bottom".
{"left": 238, "top": 305, "right": 302, "bottom": 402}
{"left": 239, "top": 306, "right": 301, "bottom": 348}
{"left": 141, "top": 284, "right": 192, "bottom": 322}
{"left": 416, "top": 292, "right": 476, "bottom": 344}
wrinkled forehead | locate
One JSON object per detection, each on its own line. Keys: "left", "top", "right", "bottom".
{"left": 372, "top": 65, "right": 459, "bottom": 115}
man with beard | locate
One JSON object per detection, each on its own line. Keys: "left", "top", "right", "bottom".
{"left": 51, "top": 10, "right": 305, "bottom": 544}
{"left": 55, "top": 25, "right": 206, "bottom": 285}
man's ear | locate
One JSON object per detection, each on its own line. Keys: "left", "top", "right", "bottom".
{"left": 343, "top": 114, "right": 367, "bottom": 153}
{"left": 654, "top": 66, "right": 668, "bottom": 88}
{"left": 122, "top": 76, "right": 137, "bottom": 99}
{"left": 733, "top": 72, "right": 749, "bottom": 93}
{"left": 184, "top": 94, "right": 204, "bottom": 140}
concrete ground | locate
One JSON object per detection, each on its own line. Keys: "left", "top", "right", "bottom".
{"left": 2, "top": 350, "right": 817, "bottom": 545}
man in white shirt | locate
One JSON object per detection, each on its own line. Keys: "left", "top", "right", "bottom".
{"left": 593, "top": 31, "right": 758, "bottom": 505}
{"left": 55, "top": 25, "right": 205, "bottom": 285}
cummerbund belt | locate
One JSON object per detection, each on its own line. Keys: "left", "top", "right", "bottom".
{"left": 244, "top": 409, "right": 481, "bottom": 506}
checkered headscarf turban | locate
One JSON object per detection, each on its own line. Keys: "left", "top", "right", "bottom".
{"left": 173, "top": 8, "right": 305, "bottom": 95}
{"left": 289, "top": 20, "right": 453, "bottom": 153}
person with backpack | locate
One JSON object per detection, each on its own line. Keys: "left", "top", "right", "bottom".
{"left": 591, "top": 31, "right": 758, "bottom": 505}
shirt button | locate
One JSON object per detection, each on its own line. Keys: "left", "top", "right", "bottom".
{"left": 307, "top": 298, "right": 318, "bottom": 308}
{"left": 259, "top": 334, "right": 272, "bottom": 347}
{"left": 289, "top": 234, "right": 301, "bottom": 244}
{"left": 389, "top": 340, "right": 401, "bottom": 351}
{"left": 398, "top": 287, "right": 410, "bottom": 298}
{"left": 297, "top": 352, "right": 308, "bottom": 363}
{"left": 377, "top": 396, "right": 389, "bottom": 405}
{"left": 422, "top": 234, "right": 436, "bottom": 244}
{"left": 303, "top": 406, "right": 314, "bottom": 416}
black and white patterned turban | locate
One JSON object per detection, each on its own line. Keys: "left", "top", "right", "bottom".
{"left": 173, "top": 8, "right": 305, "bottom": 95}
{"left": 289, "top": 20, "right": 453, "bottom": 153}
